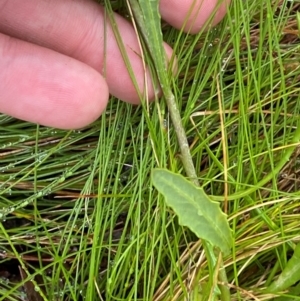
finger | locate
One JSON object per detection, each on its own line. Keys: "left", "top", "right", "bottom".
{"left": 0, "top": 0, "right": 173, "bottom": 104}
{"left": 0, "top": 33, "right": 108, "bottom": 129}
{"left": 159, "top": 0, "right": 231, "bottom": 34}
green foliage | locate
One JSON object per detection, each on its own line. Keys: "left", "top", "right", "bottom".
{"left": 129, "top": 0, "right": 199, "bottom": 184}
{"left": 152, "top": 169, "right": 232, "bottom": 255}
{"left": 1, "top": 1, "right": 300, "bottom": 300}
{"left": 130, "top": 1, "right": 230, "bottom": 299}
{"left": 129, "top": 0, "right": 168, "bottom": 86}
{"left": 273, "top": 283, "right": 300, "bottom": 301}
{"left": 267, "top": 244, "right": 300, "bottom": 294}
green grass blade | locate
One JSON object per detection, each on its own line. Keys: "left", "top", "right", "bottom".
{"left": 266, "top": 243, "right": 300, "bottom": 293}
{"left": 273, "top": 283, "right": 300, "bottom": 301}
{"left": 152, "top": 169, "right": 232, "bottom": 255}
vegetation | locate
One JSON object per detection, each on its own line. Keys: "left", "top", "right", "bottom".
{"left": 1, "top": 0, "right": 300, "bottom": 300}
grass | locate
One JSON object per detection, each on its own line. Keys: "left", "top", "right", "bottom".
{"left": 1, "top": 0, "right": 300, "bottom": 300}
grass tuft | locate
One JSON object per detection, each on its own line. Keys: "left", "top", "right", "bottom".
{"left": 1, "top": 0, "right": 300, "bottom": 300}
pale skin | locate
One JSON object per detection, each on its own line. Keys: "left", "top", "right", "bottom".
{"left": 0, "top": 0, "right": 230, "bottom": 129}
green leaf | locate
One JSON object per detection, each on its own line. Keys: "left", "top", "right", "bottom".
{"left": 128, "top": 0, "right": 168, "bottom": 88}
{"left": 273, "top": 282, "right": 300, "bottom": 301}
{"left": 152, "top": 169, "right": 232, "bottom": 255}
{"left": 267, "top": 243, "right": 300, "bottom": 293}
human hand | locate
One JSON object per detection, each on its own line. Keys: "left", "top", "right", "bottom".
{"left": 0, "top": 0, "right": 230, "bottom": 129}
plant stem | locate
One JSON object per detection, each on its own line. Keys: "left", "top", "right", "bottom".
{"left": 129, "top": 1, "right": 230, "bottom": 299}
{"left": 218, "top": 258, "right": 231, "bottom": 301}
{"left": 163, "top": 91, "right": 230, "bottom": 301}
{"left": 164, "top": 91, "right": 199, "bottom": 186}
